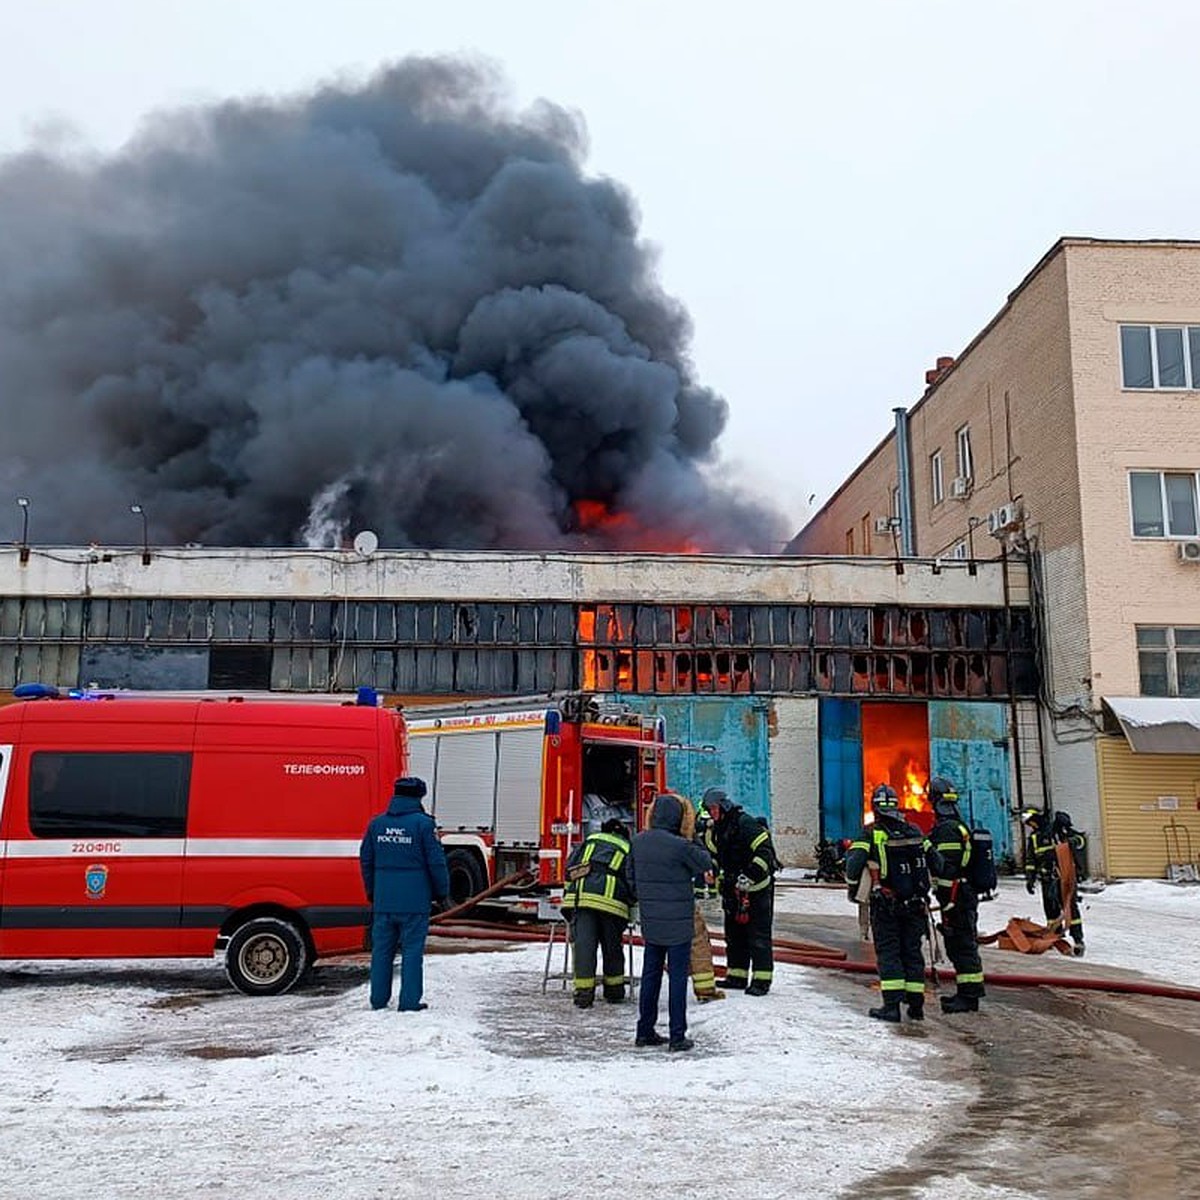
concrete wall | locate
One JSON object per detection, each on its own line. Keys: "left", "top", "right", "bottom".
{"left": 0, "top": 546, "right": 1016, "bottom": 608}
{"left": 767, "top": 696, "right": 821, "bottom": 867}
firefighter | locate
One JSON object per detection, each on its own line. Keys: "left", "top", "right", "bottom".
{"left": 926, "top": 777, "right": 985, "bottom": 1014}
{"left": 561, "top": 818, "right": 634, "bottom": 1007}
{"left": 359, "top": 776, "right": 450, "bottom": 1012}
{"left": 679, "top": 799, "right": 724, "bottom": 1002}
{"left": 845, "top": 784, "right": 931, "bottom": 1022}
{"left": 1022, "top": 808, "right": 1085, "bottom": 955}
{"left": 702, "top": 787, "right": 778, "bottom": 996}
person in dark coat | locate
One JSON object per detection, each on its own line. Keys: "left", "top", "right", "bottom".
{"left": 561, "top": 818, "right": 634, "bottom": 1008}
{"left": 628, "top": 793, "right": 713, "bottom": 1052}
{"left": 1022, "top": 807, "right": 1086, "bottom": 955}
{"left": 359, "top": 776, "right": 450, "bottom": 1012}
{"left": 844, "top": 784, "right": 931, "bottom": 1023}
{"left": 926, "top": 777, "right": 985, "bottom": 1014}
{"left": 701, "top": 787, "right": 779, "bottom": 995}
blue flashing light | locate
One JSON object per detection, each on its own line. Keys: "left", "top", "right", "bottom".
{"left": 13, "top": 682, "right": 60, "bottom": 700}
{"left": 544, "top": 709, "right": 562, "bottom": 736}
{"left": 356, "top": 685, "right": 380, "bottom": 707}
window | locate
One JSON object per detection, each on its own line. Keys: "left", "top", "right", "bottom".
{"left": 950, "top": 541, "right": 969, "bottom": 560}
{"left": 845, "top": 528, "right": 855, "bottom": 554}
{"left": 1137, "top": 626, "right": 1200, "bottom": 697}
{"left": 931, "top": 450, "right": 944, "bottom": 505}
{"left": 955, "top": 425, "right": 973, "bottom": 481}
{"left": 1129, "top": 471, "right": 1199, "bottom": 537}
{"left": 861, "top": 514, "right": 872, "bottom": 556}
{"left": 1120, "top": 325, "right": 1200, "bottom": 390}
{"left": 29, "top": 751, "right": 191, "bottom": 838}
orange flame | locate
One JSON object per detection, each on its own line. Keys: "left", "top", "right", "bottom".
{"left": 861, "top": 702, "right": 932, "bottom": 832}
{"left": 572, "top": 499, "right": 703, "bottom": 554}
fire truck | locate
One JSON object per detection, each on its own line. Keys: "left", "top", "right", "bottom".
{"left": 0, "top": 686, "right": 406, "bottom": 995}
{"left": 403, "top": 694, "right": 668, "bottom": 906}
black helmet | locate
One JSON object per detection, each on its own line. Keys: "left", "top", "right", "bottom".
{"left": 928, "top": 777, "right": 960, "bottom": 817}
{"left": 1052, "top": 811, "right": 1074, "bottom": 835}
{"left": 600, "top": 817, "right": 630, "bottom": 838}
{"left": 702, "top": 787, "right": 732, "bottom": 817}
{"left": 871, "top": 784, "right": 900, "bottom": 813}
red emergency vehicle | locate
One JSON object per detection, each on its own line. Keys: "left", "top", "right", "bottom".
{"left": 403, "top": 694, "right": 668, "bottom": 906}
{"left": 0, "top": 689, "right": 406, "bottom": 994}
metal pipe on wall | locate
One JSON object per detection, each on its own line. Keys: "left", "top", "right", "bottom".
{"left": 893, "top": 406, "right": 916, "bottom": 557}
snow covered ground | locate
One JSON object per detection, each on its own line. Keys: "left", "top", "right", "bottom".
{"left": 1, "top": 877, "right": 1197, "bottom": 1200}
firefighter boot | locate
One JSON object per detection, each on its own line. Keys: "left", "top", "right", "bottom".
{"left": 1072, "top": 940, "right": 1086, "bottom": 958}
{"left": 906, "top": 995, "right": 925, "bottom": 1022}
{"left": 602, "top": 985, "right": 626, "bottom": 1004}
{"left": 695, "top": 988, "right": 726, "bottom": 1003}
{"left": 573, "top": 990, "right": 595, "bottom": 1009}
{"left": 940, "top": 992, "right": 979, "bottom": 1014}
{"left": 868, "top": 997, "right": 902, "bottom": 1022}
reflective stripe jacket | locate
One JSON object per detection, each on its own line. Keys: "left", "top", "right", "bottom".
{"left": 844, "top": 815, "right": 930, "bottom": 902}
{"left": 706, "top": 807, "right": 778, "bottom": 896}
{"left": 928, "top": 817, "right": 972, "bottom": 894}
{"left": 562, "top": 831, "right": 633, "bottom": 920}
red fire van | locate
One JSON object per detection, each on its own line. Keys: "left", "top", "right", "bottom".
{"left": 0, "top": 690, "right": 407, "bottom": 994}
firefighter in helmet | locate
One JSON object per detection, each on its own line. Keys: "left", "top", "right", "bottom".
{"left": 926, "top": 777, "right": 985, "bottom": 1013}
{"left": 1022, "top": 807, "right": 1085, "bottom": 955}
{"left": 845, "top": 784, "right": 931, "bottom": 1022}
{"left": 702, "top": 787, "right": 779, "bottom": 996}
{"left": 561, "top": 818, "right": 634, "bottom": 1007}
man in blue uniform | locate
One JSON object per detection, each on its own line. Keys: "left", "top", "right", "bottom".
{"left": 360, "top": 776, "right": 450, "bottom": 1012}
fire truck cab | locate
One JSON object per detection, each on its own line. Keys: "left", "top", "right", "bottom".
{"left": 404, "top": 694, "right": 667, "bottom": 905}
{"left": 0, "top": 688, "right": 407, "bottom": 994}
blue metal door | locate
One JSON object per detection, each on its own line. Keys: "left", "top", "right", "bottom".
{"left": 819, "top": 698, "right": 864, "bottom": 842}
{"left": 929, "top": 701, "right": 1012, "bottom": 860}
{"left": 614, "top": 696, "right": 771, "bottom": 821}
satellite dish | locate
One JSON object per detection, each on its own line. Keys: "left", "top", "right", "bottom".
{"left": 352, "top": 530, "right": 379, "bottom": 556}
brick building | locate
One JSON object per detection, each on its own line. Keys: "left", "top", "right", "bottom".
{"left": 791, "top": 237, "right": 1200, "bottom": 878}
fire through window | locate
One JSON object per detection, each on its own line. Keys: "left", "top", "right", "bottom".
{"left": 860, "top": 701, "right": 931, "bottom": 832}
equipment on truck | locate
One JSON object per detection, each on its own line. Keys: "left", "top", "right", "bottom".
{"left": 403, "top": 694, "right": 668, "bottom": 908}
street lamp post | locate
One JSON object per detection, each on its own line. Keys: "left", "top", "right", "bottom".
{"left": 130, "top": 503, "right": 150, "bottom": 565}
{"left": 16, "top": 497, "right": 29, "bottom": 564}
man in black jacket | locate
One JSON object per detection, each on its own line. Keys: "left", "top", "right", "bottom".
{"left": 702, "top": 787, "right": 778, "bottom": 995}
{"left": 628, "top": 793, "right": 713, "bottom": 1052}
{"left": 844, "top": 785, "right": 931, "bottom": 1023}
{"left": 926, "top": 777, "right": 984, "bottom": 1014}
{"left": 561, "top": 818, "right": 633, "bottom": 1008}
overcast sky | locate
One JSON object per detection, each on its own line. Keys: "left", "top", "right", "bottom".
{"left": 2, "top": 0, "right": 1197, "bottom": 527}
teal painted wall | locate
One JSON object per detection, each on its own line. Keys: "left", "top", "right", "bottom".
{"left": 929, "top": 700, "right": 1012, "bottom": 859}
{"left": 611, "top": 695, "right": 771, "bottom": 821}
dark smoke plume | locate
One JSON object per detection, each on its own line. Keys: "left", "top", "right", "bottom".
{"left": 0, "top": 58, "right": 788, "bottom": 552}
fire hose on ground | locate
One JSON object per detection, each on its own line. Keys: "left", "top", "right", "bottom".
{"left": 426, "top": 912, "right": 1200, "bottom": 1004}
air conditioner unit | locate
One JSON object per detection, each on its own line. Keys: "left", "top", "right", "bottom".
{"left": 874, "top": 517, "right": 893, "bottom": 534}
{"left": 988, "top": 503, "right": 1019, "bottom": 537}
{"left": 1178, "top": 540, "right": 1200, "bottom": 563}
{"left": 950, "top": 476, "right": 971, "bottom": 499}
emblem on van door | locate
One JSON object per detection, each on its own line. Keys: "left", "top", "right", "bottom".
{"left": 85, "top": 864, "right": 108, "bottom": 900}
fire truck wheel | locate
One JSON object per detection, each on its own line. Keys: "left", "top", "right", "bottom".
{"left": 225, "top": 917, "right": 309, "bottom": 996}
{"left": 445, "top": 848, "right": 487, "bottom": 907}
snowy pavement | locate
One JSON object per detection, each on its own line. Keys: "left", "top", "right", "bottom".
{"left": 2, "top": 877, "right": 1198, "bottom": 1199}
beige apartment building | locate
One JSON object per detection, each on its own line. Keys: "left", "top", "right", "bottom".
{"left": 791, "top": 237, "right": 1200, "bottom": 879}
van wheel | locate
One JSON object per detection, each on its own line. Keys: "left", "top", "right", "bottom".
{"left": 445, "top": 848, "right": 487, "bottom": 907}
{"left": 225, "top": 917, "right": 308, "bottom": 996}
